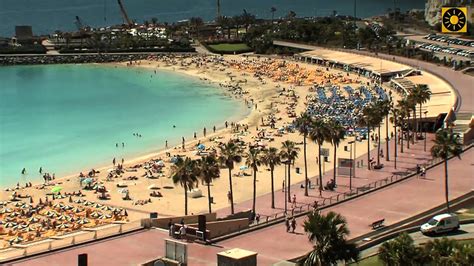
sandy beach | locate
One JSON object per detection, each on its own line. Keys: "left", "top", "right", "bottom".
{"left": 0, "top": 54, "right": 401, "bottom": 247}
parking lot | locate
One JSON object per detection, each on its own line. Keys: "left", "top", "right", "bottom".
{"left": 406, "top": 34, "right": 474, "bottom": 60}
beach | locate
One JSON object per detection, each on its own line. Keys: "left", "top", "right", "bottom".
{"left": 0, "top": 54, "right": 400, "bottom": 247}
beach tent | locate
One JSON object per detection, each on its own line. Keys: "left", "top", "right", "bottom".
{"left": 197, "top": 144, "right": 206, "bottom": 150}
{"left": 51, "top": 186, "right": 63, "bottom": 194}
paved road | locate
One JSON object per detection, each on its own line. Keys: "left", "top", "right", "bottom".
{"left": 359, "top": 223, "right": 474, "bottom": 258}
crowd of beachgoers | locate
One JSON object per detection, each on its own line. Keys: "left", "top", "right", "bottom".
{"left": 0, "top": 53, "right": 398, "bottom": 248}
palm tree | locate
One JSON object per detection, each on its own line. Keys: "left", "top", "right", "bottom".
{"left": 219, "top": 141, "right": 242, "bottom": 214}
{"left": 280, "top": 140, "right": 300, "bottom": 202}
{"left": 407, "top": 94, "right": 417, "bottom": 144}
{"left": 169, "top": 157, "right": 199, "bottom": 215}
{"left": 411, "top": 84, "right": 432, "bottom": 136}
{"left": 431, "top": 129, "right": 463, "bottom": 212}
{"left": 310, "top": 117, "right": 331, "bottom": 195}
{"left": 262, "top": 147, "right": 281, "bottom": 208}
{"left": 327, "top": 120, "right": 345, "bottom": 187}
{"left": 379, "top": 233, "right": 424, "bottom": 266}
{"left": 303, "top": 211, "right": 359, "bottom": 265}
{"left": 359, "top": 104, "right": 379, "bottom": 170}
{"left": 198, "top": 155, "right": 220, "bottom": 214}
{"left": 389, "top": 106, "right": 400, "bottom": 168}
{"left": 398, "top": 99, "right": 413, "bottom": 150}
{"left": 374, "top": 100, "right": 390, "bottom": 166}
{"left": 246, "top": 148, "right": 262, "bottom": 214}
{"left": 295, "top": 112, "right": 313, "bottom": 196}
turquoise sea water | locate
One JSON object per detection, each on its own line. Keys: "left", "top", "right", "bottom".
{"left": 0, "top": 65, "right": 248, "bottom": 186}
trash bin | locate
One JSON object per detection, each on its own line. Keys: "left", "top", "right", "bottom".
{"left": 296, "top": 167, "right": 300, "bottom": 174}
{"left": 210, "top": 196, "right": 214, "bottom": 203}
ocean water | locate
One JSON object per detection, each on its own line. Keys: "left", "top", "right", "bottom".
{"left": 0, "top": 65, "right": 248, "bottom": 186}
{"left": 0, "top": 0, "right": 426, "bottom": 37}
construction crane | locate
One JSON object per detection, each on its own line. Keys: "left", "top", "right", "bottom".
{"left": 117, "top": 0, "right": 133, "bottom": 27}
{"left": 75, "top": 16, "right": 85, "bottom": 31}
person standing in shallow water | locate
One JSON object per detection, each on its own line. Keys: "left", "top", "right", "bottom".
{"left": 203, "top": 127, "right": 206, "bottom": 137}
{"left": 21, "top": 168, "right": 26, "bottom": 175}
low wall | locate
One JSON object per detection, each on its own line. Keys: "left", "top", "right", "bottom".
{"left": 188, "top": 218, "right": 250, "bottom": 238}
{"left": 148, "top": 213, "right": 217, "bottom": 229}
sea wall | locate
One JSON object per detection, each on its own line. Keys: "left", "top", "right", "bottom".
{"left": 0, "top": 52, "right": 195, "bottom": 66}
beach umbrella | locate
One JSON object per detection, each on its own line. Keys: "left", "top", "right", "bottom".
{"left": 170, "top": 157, "right": 179, "bottom": 164}
{"left": 56, "top": 223, "right": 70, "bottom": 230}
{"left": 8, "top": 212, "right": 20, "bottom": 218}
{"left": 4, "top": 222, "right": 17, "bottom": 228}
{"left": 118, "top": 188, "right": 129, "bottom": 194}
{"left": 63, "top": 205, "right": 73, "bottom": 211}
{"left": 83, "top": 201, "right": 93, "bottom": 206}
{"left": 197, "top": 144, "right": 205, "bottom": 150}
{"left": 99, "top": 214, "right": 112, "bottom": 220}
{"left": 147, "top": 184, "right": 160, "bottom": 190}
{"left": 14, "top": 202, "right": 23, "bottom": 207}
{"left": 53, "top": 203, "right": 65, "bottom": 209}
{"left": 57, "top": 215, "right": 69, "bottom": 221}
{"left": 90, "top": 211, "right": 101, "bottom": 218}
{"left": 66, "top": 216, "right": 75, "bottom": 222}
{"left": 12, "top": 224, "right": 27, "bottom": 230}
{"left": 55, "top": 194, "right": 67, "bottom": 199}
{"left": 239, "top": 165, "right": 249, "bottom": 171}
{"left": 51, "top": 186, "right": 63, "bottom": 194}
{"left": 0, "top": 208, "right": 13, "bottom": 214}
{"left": 47, "top": 212, "right": 59, "bottom": 218}
{"left": 82, "top": 178, "right": 94, "bottom": 184}
{"left": 77, "top": 218, "right": 90, "bottom": 225}
{"left": 0, "top": 201, "right": 9, "bottom": 206}
{"left": 8, "top": 236, "right": 23, "bottom": 245}
{"left": 72, "top": 207, "right": 84, "bottom": 213}
{"left": 74, "top": 199, "right": 85, "bottom": 204}
{"left": 27, "top": 217, "right": 39, "bottom": 223}
{"left": 22, "top": 226, "right": 35, "bottom": 232}
{"left": 92, "top": 203, "right": 103, "bottom": 209}
{"left": 20, "top": 203, "right": 31, "bottom": 209}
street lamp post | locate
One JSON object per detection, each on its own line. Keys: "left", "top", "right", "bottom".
{"left": 424, "top": 111, "right": 428, "bottom": 152}
{"left": 346, "top": 141, "right": 355, "bottom": 191}
{"left": 284, "top": 161, "right": 287, "bottom": 214}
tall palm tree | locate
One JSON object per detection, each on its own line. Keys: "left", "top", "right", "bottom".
{"left": 389, "top": 106, "right": 400, "bottom": 168}
{"left": 169, "top": 157, "right": 199, "bottom": 215}
{"left": 431, "top": 129, "right": 463, "bottom": 212}
{"left": 327, "top": 120, "right": 345, "bottom": 187}
{"left": 359, "top": 104, "right": 379, "bottom": 170}
{"left": 407, "top": 94, "right": 417, "bottom": 144}
{"left": 198, "top": 155, "right": 220, "bottom": 214}
{"left": 379, "top": 233, "right": 423, "bottom": 266}
{"left": 295, "top": 112, "right": 313, "bottom": 196}
{"left": 310, "top": 117, "right": 331, "bottom": 194}
{"left": 398, "top": 99, "right": 413, "bottom": 150}
{"left": 262, "top": 147, "right": 281, "bottom": 208}
{"left": 280, "top": 140, "right": 300, "bottom": 202}
{"left": 374, "top": 100, "right": 390, "bottom": 166}
{"left": 246, "top": 148, "right": 262, "bottom": 214}
{"left": 411, "top": 84, "right": 432, "bottom": 136}
{"left": 303, "top": 211, "right": 359, "bottom": 265}
{"left": 219, "top": 141, "right": 242, "bottom": 214}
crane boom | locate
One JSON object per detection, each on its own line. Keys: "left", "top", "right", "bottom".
{"left": 117, "top": 0, "right": 132, "bottom": 26}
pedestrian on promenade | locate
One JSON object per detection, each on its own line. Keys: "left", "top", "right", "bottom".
{"left": 227, "top": 191, "right": 232, "bottom": 203}
{"left": 292, "top": 194, "right": 296, "bottom": 208}
{"left": 282, "top": 180, "right": 285, "bottom": 192}
{"left": 291, "top": 217, "right": 296, "bottom": 233}
{"left": 285, "top": 217, "right": 290, "bottom": 232}
{"left": 421, "top": 166, "right": 426, "bottom": 178}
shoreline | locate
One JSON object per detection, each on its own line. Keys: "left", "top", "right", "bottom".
{"left": 1, "top": 62, "right": 253, "bottom": 189}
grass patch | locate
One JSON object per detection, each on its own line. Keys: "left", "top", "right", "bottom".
{"left": 350, "top": 255, "right": 380, "bottom": 266}
{"left": 208, "top": 43, "right": 251, "bottom": 52}
{"left": 457, "top": 207, "right": 474, "bottom": 221}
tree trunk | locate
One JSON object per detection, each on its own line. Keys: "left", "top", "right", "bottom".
{"left": 252, "top": 169, "right": 257, "bottom": 214}
{"left": 444, "top": 159, "right": 450, "bottom": 212}
{"left": 318, "top": 144, "right": 323, "bottom": 196}
{"left": 270, "top": 168, "right": 275, "bottom": 209}
{"left": 333, "top": 144, "right": 337, "bottom": 186}
{"left": 419, "top": 103, "right": 423, "bottom": 136}
{"left": 304, "top": 134, "right": 308, "bottom": 196}
{"left": 184, "top": 188, "right": 188, "bottom": 215}
{"left": 287, "top": 162, "right": 291, "bottom": 202}
{"left": 386, "top": 113, "right": 390, "bottom": 161}
{"left": 377, "top": 125, "right": 381, "bottom": 165}
{"left": 228, "top": 168, "right": 234, "bottom": 214}
{"left": 413, "top": 109, "right": 417, "bottom": 143}
{"left": 394, "top": 124, "right": 398, "bottom": 169}
{"left": 207, "top": 183, "right": 212, "bottom": 214}
{"left": 367, "top": 126, "right": 371, "bottom": 170}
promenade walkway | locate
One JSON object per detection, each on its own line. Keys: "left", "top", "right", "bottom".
{"left": 10, "top": 139, "right": 473, "bottom": 266}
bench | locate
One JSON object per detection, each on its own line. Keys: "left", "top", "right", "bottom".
{"left": 370, "top": 219, "right": 385, "bottom": 230}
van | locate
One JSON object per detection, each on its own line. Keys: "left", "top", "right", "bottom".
{"left": 420, "top": 213, "right": 460, "bottom": 234}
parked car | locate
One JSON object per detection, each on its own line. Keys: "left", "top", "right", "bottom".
{"left": 420, "top": 213, "right": 460, "bottom": 235}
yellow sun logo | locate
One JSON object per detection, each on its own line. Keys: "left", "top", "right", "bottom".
{"left": 442, "top": 7, "right": 467, "bottom": 33}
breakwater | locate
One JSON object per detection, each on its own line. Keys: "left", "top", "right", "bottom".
{"left": 0, "top": 52, "right": 195, "bottom": 66}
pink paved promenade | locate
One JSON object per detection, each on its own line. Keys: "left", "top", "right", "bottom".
{"left": 10, "top": 140, "right": 473, "bottom": 266}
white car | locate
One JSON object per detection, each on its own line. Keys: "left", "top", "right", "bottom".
{"left": 420, "top": 213, "right": 460, "bottom": 234}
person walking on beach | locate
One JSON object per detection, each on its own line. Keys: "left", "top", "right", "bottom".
{"left": 203, "top": 127, "right": 206, "bottom": 137}
{"left": 39, "top": 167, "right": 42, "bottom": 174}
{"left": 165, "top": 140, "right": 168, "bottom": 149}
{"left": 122, "top": 142, "right": 125, "bottom": 147}
{"left": 194, "top": 132, "right": 197, "bottom": 139}
{"left": 213, "top": 126, "right": 216, "bottom": 133}
{"left": 225, "top": 121, "right": 228, "bottom": 128}
{"left": 292, "top": 194, "right": 296, "bottom": 208}
{"left": 113, "top": 158, "right": 116, "bottom": 166}
{"left": 291, "top": 217, "right": 296, "bottom": 233}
